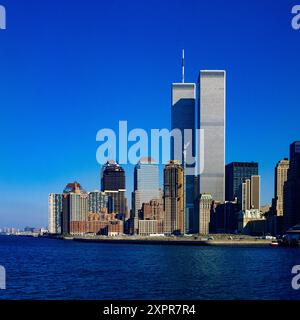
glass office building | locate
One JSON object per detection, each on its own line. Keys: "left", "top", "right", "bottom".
{"left": 225, "top": 162, "right": 259, "bottom": 202}
{"left": 132, "top": 157, "right": 160, "bottom": 233}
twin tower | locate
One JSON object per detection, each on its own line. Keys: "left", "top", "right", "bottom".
{"left": 171, "top": 51, "right": 226, "bottom": 233}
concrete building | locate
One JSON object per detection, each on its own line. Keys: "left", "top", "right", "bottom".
{"left": 238, "top": 209, "right": 266, "bottom": 235}
{"left": 138, "top": 220, "right": 158, "bottom": 236}
{"left": 242, "top": 179, "right": 251, "bottom": 211}
{"left": 242, "top": 176, "right": 260, "bottom": 211}
{"left": 198, "top": 194, "right": 213, "bottom": 235}
{"left": 198, "top": 70, "right": 226, "bottom": 206}
{"left": 163, "top": 160, "right": 184, "bottom": 235}
{"left": 88, "top": 190, "right": 108, "bottom": 214}
{"left": 274, "top": 159, "right": 289, "bottom": 216}
{"left": 107, "top": 220, "right": 124, "bottom": 236}
{"left": 48, "top": 193, "right": 62, "bottom": 234}
{"left": 251, "top": 175, "right": 260, "bottom": 210}
{"left": 62, "top": 182, "right": 88, "bottom": 235}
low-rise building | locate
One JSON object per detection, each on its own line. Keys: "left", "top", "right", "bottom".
{"left": 238, "top": 209, "right": 266, "bottom": 235}
{"left": 138, "top": 220, "right": 158, "bottom": 236}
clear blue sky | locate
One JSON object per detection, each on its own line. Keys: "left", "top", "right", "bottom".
{"left": 0, "top": 0, "right": 299, "bottom": 228}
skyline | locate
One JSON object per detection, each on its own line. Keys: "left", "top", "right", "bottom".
{"left": 1, "top": 0, "right": 300, "bottom": 228}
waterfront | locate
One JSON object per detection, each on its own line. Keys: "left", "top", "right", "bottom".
{"left": 0, "top": 236, "right": 299, "bottom": 300}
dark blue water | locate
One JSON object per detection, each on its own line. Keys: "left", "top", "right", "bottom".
{"left": 0, "top": 236, "right": 299, "bottom": 300}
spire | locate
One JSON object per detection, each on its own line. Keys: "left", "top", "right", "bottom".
{"left": 182, "top": 49, "right": 185, "bottom": 83}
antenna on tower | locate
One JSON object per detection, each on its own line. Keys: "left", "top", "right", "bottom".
{"left": 182, "top": 49, "right": 185, "bottom": 83}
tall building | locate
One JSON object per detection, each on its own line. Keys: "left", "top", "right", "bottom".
{"left": 284, "top": 142, "right": 300, "bottom": 230}
{"left": 48, "top": 193, "right": 62, "bottom": 234}
{"left": 274, "top": 159, "right": 289, "bottom": 216}
{"left": 88, "top": 191, "right": 108, "bottom": 214}
{"left": 225, "top": 162, "right": 259, "bottom": 202}
{"left": 251, "top": 175, "right": 260, "bottom": 210}
{"left": 105, "top": 190, "right": 128, "bottom": 218}
{"left": 132, "top": 157, "right": 160, "bottom": 233}
{"left": 171, "top": 51, "right": 196, "bottom": 233}
{"left": 62, "top": 182, "right": 88, "bottom": 235}
{"left": 163, "top": 160, "right": 184, "bottom": 235}
{"left": 198, "top": 70, "right": 226, "bottom": 203}
{"left": 198, "top": 194, "right": 213, "bottom": 235}
{"left": 241, "top": 176, "right": 260, "bottom": 211}
{"left": 242, "top": 179, "right": 251, "bottom": 211}
{"left": 101, "top": 160, "right": 125, "bottom": 191}
{"left": 101, "top": 160, "right": 128, "bottom": 219}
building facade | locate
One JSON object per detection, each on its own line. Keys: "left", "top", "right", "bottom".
{"left": 225, "top": 162, "right": 259, "bottom": 202}
{"left": 251, "top": 175, "right": 260, "bottom": 210}
{"left": 140, "top": 199, "right": 164, "bottom": 234}
{"left": 101, "top": 160, "right": 125, "bottom": 191}
{"left": 101, "top": 160, "right": 128, "bottom": 220}
{"left": 198, "top": 70, "right": 226, "bottom": 203}
{"left": 88, "top": 191, "right": 108, "bottom": 214}
{"left": 274, "top": 159, "right": 289, "bottom": 216}
{"left": 138, "top": 220, "right": 158, "bottom": 236}
{"left": 48, "top": 193, "right": 62, "bottom": 234}
{"left": 171, "top": 81, "right": 196, "bottom": 234}
{"left": 62, "top": 182, "right": 88, "bottom": 235}
{"left": 198, "top": 194, "right": 213, "bottom": 235}
{"left": 241, "top": 176, "right": 260, "bottom": 211}
{"left": 163, "top": 160, "right": 184, "bottom": 235}
{"left": 132, "top": 157, "right": 160, "bottom": 234}
{"left": 284, "top": 142, "right": 300, "bottom": 230}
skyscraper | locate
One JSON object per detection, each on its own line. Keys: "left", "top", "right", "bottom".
{"left": 284, "top": 142, "right": 300, "bottom": 230}
{"left": 225, "top": 162, "right": 259, "bottom": 202}
{"left": 171, "top": 51, "right": 196, "bottom": 233}
{"left": 101, "top": 160, "right": 128, "bottom": 219}
{"left": 242, "top": 179, "right": 251, "bottom": 211}
{"left": 101, "top": 160, "right": 125, "bottom": 191}
{"left": 241, "top": 176, "right": 260, "bottom": 211}
{"left": 62, "top": 182, "right": 88, "bottom": 235}
{"left": 163, "top": 160, "right": 184, "bottom": 235}
{"left": 251, "top": 175, "right": 260, "bottom": 210}
{"left": 132, "top": 157, "right": 160, "bottom": 233}
{"left": 198, "top": 70, "right": 226, "bottom": 203}
{"left": 274, "top": 159, "right": 289, "bottom": 216}
{"left": 48, "top": 193, "right": 62, "bottom": 234}
{"left": 198, "top": 194, "right": 213, "bottom": 235}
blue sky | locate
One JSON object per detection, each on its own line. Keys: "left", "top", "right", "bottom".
{"left": 0, "top": 0, "right": 299, "bottom": 228}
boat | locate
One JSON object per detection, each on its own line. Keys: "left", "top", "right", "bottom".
{"left": 269, "top": 241, "right": 279, "bottom": 247}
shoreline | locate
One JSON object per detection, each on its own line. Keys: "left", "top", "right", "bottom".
{"left": 70, "top": 236, "right": 273, "bottom": 247}
{"left": 0, "top": 234, "right": 277, "bottom": 247}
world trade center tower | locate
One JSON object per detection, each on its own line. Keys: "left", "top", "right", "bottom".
{"left": 171, "top": 50, "right": 196, "bottom": 234}
{"left": 198, "top": 70, "right": 226, "bottom": 203}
